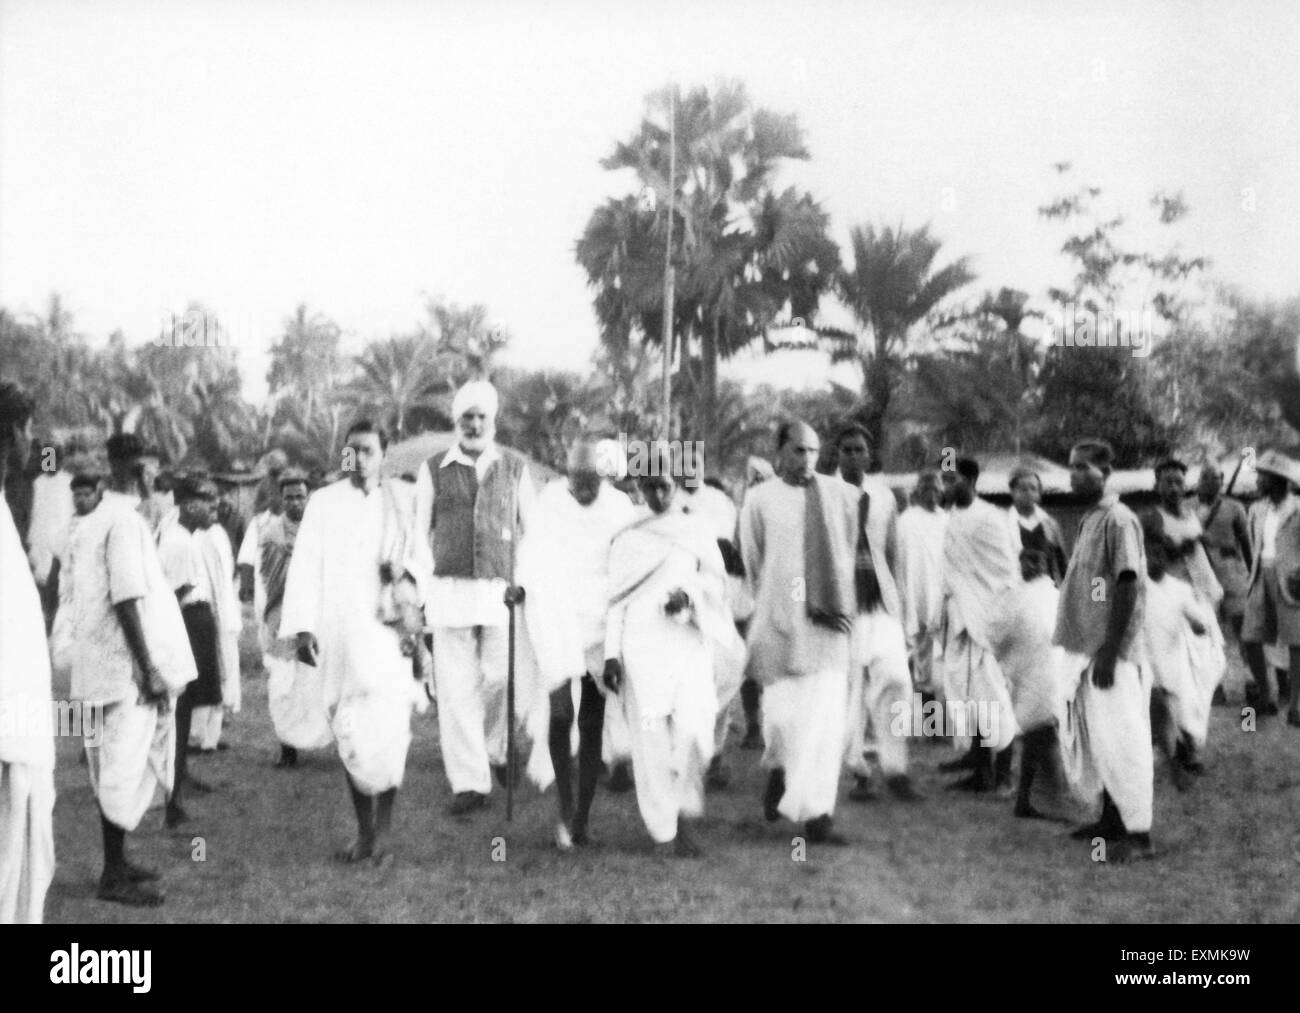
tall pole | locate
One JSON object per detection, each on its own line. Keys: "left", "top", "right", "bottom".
{"left": 659, "top": 86, "right": 676, "bottom": 441}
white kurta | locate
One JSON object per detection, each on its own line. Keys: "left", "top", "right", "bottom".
{"left": 190, "top": 527, "right": 242, "bottom": 749}
{"left": 279, "top": 480, "right": 420, "bottom": 794}
{"left": 26, "top": 470, "right": 73, "bottom": 586}
{"left": 987, "top": 576, "right": 1068, "bottom": 733}
{"left": 0, "top": 497, "right": 55, "bottom": 924}
{"left": 740, "top": 480, "right": 851, "bottom": 823}
{"left": 896, "top": 506, "right": 948, "bottom": 693}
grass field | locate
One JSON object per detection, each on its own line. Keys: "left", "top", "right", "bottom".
{"left": 44, "top": 612, "right": 1300, "bottom": 924}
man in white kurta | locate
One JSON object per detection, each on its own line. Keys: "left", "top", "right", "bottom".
{"left": 517, "top": 440, "right": 635, "bottom": 848}
{"left": 1055, "top": 439, "right": 1152, "bottom": 862}
{"left": 259, "top": 472, "right": 332, "bottom": 766}
{"left": 896, "top": 471, "right": 947, "bottom": 697}
{"left": 605, "top": 465, "right": 737, "bottom": 856}
{"left": 26, "top": 464, "right": 73, "bottom": 626}
{"left": 281, "top": 421, "right": 424, "bottom": 864}
{"left": 835, "top": 426, "right": 920, "bottom": 802}
{"left": 189, "top": 503, "right": 242, "bottom": 752}
{"left": 414, "top": 381, "right": 534, "bottom": 814}
{"left": 938, "top": 457, "right": 1020, "bottom": 792}
{"left": 69, "top": 433, "right": 197, "bottom": 905}
{"left": 0, "top": 385, "right": 55, "bottom": 923}
{"left": 740, "top": 422, "right": 857, "bottom": 845}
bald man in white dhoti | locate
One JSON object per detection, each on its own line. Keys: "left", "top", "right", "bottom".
{"left": 281, "top": 421, "right": 425, "bottom": 864}
{"left": 896, "top": 470, "right": 947, "bottom": 699}
{"left": 0, "top": 383, "right": 55, "bottom": 923}
{"left": 604, "top": 461, "right": 742, "bottom": 856}
{"left": 68, "top": 433, "right": 197, "bottom": 906}
{"left": 415, "top": 381, "right": 535, "bottom": 814}
{"left": 740, "top": 422, "right": 857, "bottom": 846}
{"left": 517, "top": 439, "right": 635, "bottom": 849}
{"left": 938, "top": 457, "right": 1020, "bottom": 794}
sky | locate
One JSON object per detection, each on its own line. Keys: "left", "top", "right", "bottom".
{"left": 1, "top": 0, "right": 1297, "bottom": 403}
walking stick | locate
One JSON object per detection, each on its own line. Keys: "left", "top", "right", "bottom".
{"left": 505, "top": 586, "right": 523, "bottom": 822}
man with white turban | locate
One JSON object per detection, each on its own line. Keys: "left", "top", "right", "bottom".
{"left": 415, "top": 380, "right": 535, "bottom": 814}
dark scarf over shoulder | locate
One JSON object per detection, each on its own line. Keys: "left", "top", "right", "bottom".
{"left": 803, "top": 473, "right": 855, "bottom": 631}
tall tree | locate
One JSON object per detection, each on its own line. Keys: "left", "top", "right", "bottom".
{"left": 576, "top": 81, "right": 840, "bottom": 447}
{"left": 832, "top": 223, "right": 976, "bottom": 460}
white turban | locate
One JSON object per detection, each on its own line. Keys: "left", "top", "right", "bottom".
{"left": 452, "top": 380, "right": 499, "bottom": 420}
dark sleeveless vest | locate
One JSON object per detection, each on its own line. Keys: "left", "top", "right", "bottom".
{"left": 427, "top": 448, "right": 524, "bottom": 581}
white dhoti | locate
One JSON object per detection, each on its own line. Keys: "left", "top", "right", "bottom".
{"left": 85, "top": 700, "right": 174, "bottom": 831}
{"left": 909, "top": 630, "right": 941, "bottom": 695}
{"left": 266, "top": 651, "right": 333, "bottom": 751}
{"left": 624, "top": 667, "right": 714, "bottom": 843}
{"left": 433, "top": 625, "right": 512, "bottom": 795}
{"left": 189, "top": 706, "right": 224, "bottom": 751}
{"left": 1060, "top": 654, "right": 1154, "bottom": 834}
{"left": 845, "top": 610, "right": 913, "bottom": 777}
{"left": 333, "top": 692, "right": 412, "bottom": 794}
{"left": 0, "top": 761, "right": 55, "bottom": 924}
{"left": 941, "top": 631, "right": 1018, "bottom": 752}
{"left": 763, "top": 666, "right": 848, "bottom": 823}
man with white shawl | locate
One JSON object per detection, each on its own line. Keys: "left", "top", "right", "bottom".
{"left": 281, "top": 420, "right": 425, "bottom": 865}
{"left": 834, "top": 425, "right": 921, "bottom": 802}
{"left": 1055, "top": 438, "right": 1153, "bottom": 863}
{"left": 516, "top": 438, "right": 635, "bottom": 850}
{"left": 896, "top": 470, "right": 947, "bottom": 698}
{"left": 938, "top": 457, "right": 1020, "bottom": 793}
{"left": 67, "top": 433, "right": 197, "bottom": 905}
{"left": 740, "top": 422, "right": 857, "bottom": 846}
{"left": 259, "top": 470, "right": 332, "bottom": 767}
{"left": 415, "top": 380, "right": 535, "bottom": 814}
{"left": 0, "top": 383, "right": 55, "bottom": 923}
{"left": 604, "top": 451, "right": 742, "bottom": 857}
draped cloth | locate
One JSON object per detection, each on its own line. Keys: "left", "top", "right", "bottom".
{"left": 279, "top": 480, "right": 423, "bottom": 793}
{"left": 0, "top": 497, "right": 55, "bottom": 923}
{"left": 1143, "top": 574, "right": 1226, "bottom": 749}
{"left": 940, "top": 498, "right": 1020, "bottom": 751}
{"left": 260, "top": 514, "right": 332, "bottom": 751}
{"left": 804, "top": 474, "right": 857, "bottom": 629}
{"left": 1058, "top": 654, "right": 1154, "bottom": 833}
{"left": 896, "top": 508, "right": 948, "bottom": 639}
{"left": 605, "top": 508, "right": 742, "bottom": 841}
{"left": 516, "top": 481, "right": 635, "bottom": 789}
{"left": 85, "top": 699, "right": 174, "bottom": 832}
{"left": 987, "top": 576, "right": 1068, "bottom": 733}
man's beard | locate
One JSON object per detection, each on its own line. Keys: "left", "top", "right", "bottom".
{"left": 459, "top": 427, "right": 493, "bottom": 453}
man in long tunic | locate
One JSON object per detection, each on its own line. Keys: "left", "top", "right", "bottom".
{"left": 896, "top": 469, "right": 947, "bottom": 698}
{"left": 1240, "top": 451, "right": 1300, "bottom": 724}
{"left": 260, "top": 471, "right": 332, "bottom": 767}
{"left": 281, "top": 421, "right": 425, "bottom": 864}
{"left": 414, "top": 381, "right": 534, "bottom": 814}
{"left": 0, "top": 383, "right": 55, "bottom": 923}
{"left": 517, "top": 438, "right": 635, "bottom": 848}
{"left": 835, "top": 425, "right": 920, "bottom": 802}
{"left": 68, "top": 433, "right": 197, "bottom": 905}
{"left": 156, "top": 477, "right": 224, "bottom": 828}
{"left": 740, "top": 421, "right": 857, "bottom": 845}
{"left": 190, "top": 484, "right": 242, "bottom": 753}
{"left": 604, "top": 460, "right": 739, "bottom": 857}
{"left": 938, "top": 457, "right": 1019, "bottom": 792}
{"left": 1055, "top": 439, "right": 1153, "bottom": 862}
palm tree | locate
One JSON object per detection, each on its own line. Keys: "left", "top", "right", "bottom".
{"left": 834, "top": 224, "right": 976, "bottom": 460}
{"left": 345, "top": 335, "right": 441, "bottom": 440}
{"left": 268, "top": 305, "right": 343, "bottom": 422}
{"left": 576, "top": 82, "right": 839, "bottom": 448}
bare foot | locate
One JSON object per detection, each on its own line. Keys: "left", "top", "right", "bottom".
{"left": 333, "top": 840, "right": 375, "bottom": 864}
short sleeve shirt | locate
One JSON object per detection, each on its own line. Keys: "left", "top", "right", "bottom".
{"left": 1053, "top": 494, "right": 1146, "bottom": 661}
